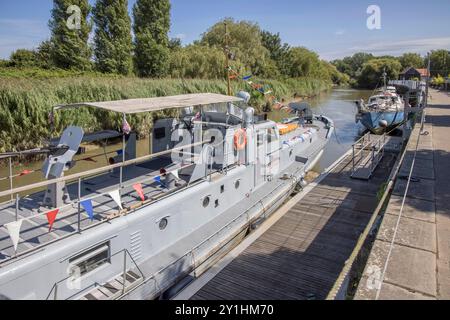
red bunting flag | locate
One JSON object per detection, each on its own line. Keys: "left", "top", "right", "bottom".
{"left": 133, "top": 183, "right": 145, "bottom": 202}
{"left": 46, "top": 209, "right": 60, "bottom": 232}
{"left": 83, "top": 157, "right": 97, "bottom": 163}
{"left": 19, "top": 170, "right": 33, "bottom": 177}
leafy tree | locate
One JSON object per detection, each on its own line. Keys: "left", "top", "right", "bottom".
{"left": 9, "top": 49, "right": 39, "bottom": 67}
{"left": 261, "top": 30, "right": 290, "bottom": 75}
{"left": 357, "top": 58, "right": 402, "bottom": 89}
{"left": 399, "top": 53, "right": 424, "bottom": 70}
{"left": 37, "top": 40, "right": 55, "bottom": 69}
{"left": 334, "top": 52, "right": 374, "bottom": 79}
{"left": 169, "top": 38, "right": 182, "bottom": 51}
{"left": 430, "top": 50, "right": 450, "bottom": 77}
{"left": 93, "top": 0, "right": 133, "bottom": 75}
{"left": 49, "top": 0, "right": 92, "bottom": 70}
{"left": 201, "top": 18, "right": 278, "bottom": 78}
{"left": 133, "top": 0, "right": 171, "bottom": 77}
{"left": 284, "top": 47, "right": 321, "bottom": 78}
{"left": 169, "top": 45, "right": 232, "bottom": 79}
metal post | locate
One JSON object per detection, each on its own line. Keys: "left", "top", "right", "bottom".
{"left": 352, "top": 145, "right": 355, "bottom": 175}
{"left": 122, "top": 250, "right": 127, "bottom": 294}
{"left": 77, "top": 178, "right": 81, "bottom": 233}
{"left": 224, "top": 22, "right": 232, "bottom": 96}
{"left": 8, "top": 157, "right": 13, "bottom": 202}
{"left": 120, "top": 114, "right": 126, "bottom": 195}
{"left": 15, "top": 194, "right": 19, "bottom": 221}
{"left": 54, "top": 283, "right": 58, "bottom": 300}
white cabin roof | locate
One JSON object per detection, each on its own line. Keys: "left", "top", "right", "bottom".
{"left": 54, "top": 93, "right": 243, "bottom": 114}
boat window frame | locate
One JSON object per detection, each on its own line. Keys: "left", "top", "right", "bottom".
{"left": 68, "top": 242, "right": 111, "bottom": 279}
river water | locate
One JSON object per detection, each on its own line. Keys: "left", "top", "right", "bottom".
{"left": 0, "top": 89, "right": 373, "bottom": 198}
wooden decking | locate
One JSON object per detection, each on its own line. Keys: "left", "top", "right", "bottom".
{"left": 180, "top": 146, "right": 399, "bottom": 300}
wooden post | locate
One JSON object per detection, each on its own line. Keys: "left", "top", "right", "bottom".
{"left": 8, "top": 157, "right": 13, "bottom": 202}
{"left": 77, "top": 178, "right": 82, "bottom": 233}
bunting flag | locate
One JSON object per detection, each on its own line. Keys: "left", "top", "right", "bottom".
{"left": 108, "top": 190, "right": 123, "bottom": 210}
{"left": 19, "top": 170, "right": 33, "bottom": 177}
{"left": 83, "top": 157, "right": 97, "bottom": 163}
{"left": 133, "top": 183, "right": 145, "bottom": 202}
{"left": 122, "top": 118, "right": 132, "bottom": 135}
{"left": 171, "top": 170, "right": 180, "bottom": 180}
{"left": 264, "top": 90, "right": 273, "bottom": 95}
{"left": 5, "top": 220, "right": 23, "bottom": 252}
{"left": 81, "top": 199, "right": 94, "bottom": 221}
{"left": 242, "top": 75, "right": 252, "bottom": 81}
{"left": 46, "top": 209, "right": 60, "bottom": 232}
{"left": 229, "top": 75, "right": 238, "bottom": 80}
{"left": 117, "top": 150, "right": 123, "bottom": 156}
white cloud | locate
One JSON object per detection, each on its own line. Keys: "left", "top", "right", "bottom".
{"left": 320, "top": 37, "right": 450, "bottom": 60}
{"left": 175, "top": 33, "right": 186, "bottom": 40}
{"left": 335, "top": 29, "right": 345, "bottom": 36}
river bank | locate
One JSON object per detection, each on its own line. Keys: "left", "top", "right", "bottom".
{"left": 0, "top": 75, "right": 332, "bottom": 153}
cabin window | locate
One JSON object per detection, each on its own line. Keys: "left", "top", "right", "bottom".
{"left": 267, "top": 128, "right": 278, "bottom": 144}
{"left": 69, "top": 242, "right": 110, "bottom": 278}
{"left": 154, "top": 127, "right": 166, "bottom": 140}
{"left": 235, "top": 180, "right": 240, "bottom": 189}
{"left": 257, "top": 133, "right": 264, "bottom": 147}
{"left": 220, "top": 185, "right": 225, "bottom": 193}
{"left": 159, "top": 218, "right": 168, "bottom": 230}
{"left": 215, "top": 199, "right": 219, "bottom": 208}
{"left": 203, "top": 196, "right": 210, "bottom": 208}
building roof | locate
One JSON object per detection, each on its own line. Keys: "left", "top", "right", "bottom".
{"left": 54, "top": 93, "right": 243, "bottom": 114}
{"left": 401, "top": 67, "right": 430, "bottom": 77}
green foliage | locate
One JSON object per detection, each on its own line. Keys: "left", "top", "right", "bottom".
{"left": 201, "top": 18, "right": 277, "bottom": 78}
{"left": 168, "top": 45, "right": 230, "bottom": 79}
{"left": 332, "top": 53, "right": 374, "bottom": 79}
{"left": 9, "top": 49, "right": 40, "bottom": 68}
{"left": 260, "top": 30, "right": 291, "bottom": 76}
{"left": 0, "top": 75, "right": 331, "bottom": 152}
{"left": 168, "top": 38, "right": 182, "bottom": 51}
{"left": 429, "top": 50, "right": 450, "bottom": 77}
{"left": 399, "top": 53, "right": 424, "bottom": 70}
{"left": 49, "top": 0, "right": 93, "bottom": 70}
{"left": 36, "top": 40, "right": 55, "bottom": 69}
{"left": 133, "top": 0, "right": 171, "bottom": 77}
{"left": 93, "top": 0, "right": 133, "bottom": 75}
{"left": 431, "top": 74, "right": 445, "bottom": 86}
{"left": 357, "top": 58, "right": 402, "bottom": 89}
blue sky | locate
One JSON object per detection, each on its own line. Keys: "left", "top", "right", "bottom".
{"left": 0, "top": 0, "right": 449, "bottom": 60}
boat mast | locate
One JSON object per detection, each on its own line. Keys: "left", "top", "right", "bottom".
{"left": 382, "top": 68, "right": 387, "bottom": 91}
{"left": 224, "top": 22, "right": 232, "bottom": 96}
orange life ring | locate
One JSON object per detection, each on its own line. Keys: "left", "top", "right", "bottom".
{"left": 234, "top": 129, "right": 247, "bottom": 151}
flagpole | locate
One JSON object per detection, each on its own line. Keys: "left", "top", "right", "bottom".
{"left": 224, "top": 22, "right": 232, "bottom": 96}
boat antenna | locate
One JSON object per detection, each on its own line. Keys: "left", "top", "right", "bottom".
{"left": 224, "top": 22, "right": 232, "bottom": 96}
{"left": 383, "top": 67, "right": 387, "bottom": 90}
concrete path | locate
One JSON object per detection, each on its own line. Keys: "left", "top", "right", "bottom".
{"left": 355, "top": 89, "right": 450, "bottom": 300}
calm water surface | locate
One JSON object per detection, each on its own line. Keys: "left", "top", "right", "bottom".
{"left": 0, "top": 89, "right": 373, "bottom": 197}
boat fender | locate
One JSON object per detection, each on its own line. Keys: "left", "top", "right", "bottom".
{"left": 234, "top": 129, "right": 247, "bottom": 151}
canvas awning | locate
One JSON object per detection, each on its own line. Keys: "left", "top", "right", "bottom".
{"left": 54, "top": 93, "right": 243, "bottom": 114}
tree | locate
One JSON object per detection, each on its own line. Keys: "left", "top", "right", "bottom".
{"left": 133, "top": 0, "right": 171, "bottom": 77}
{"left": 9, "top": 49, "right": 39, "bottom": 68}
{"left": 284, "top": 47, "right": 321, "bottom": 78}
{"left": 168, "top": 38, "right": 182, "bottom": 51}
{"left": 168, "top": 44, "right": 230, "bottom": 79}
{"left": 93, "top": 0, "right": 133, "bottom": 75}
{"left": 399, "top": 53, "right": 424, "bottom": 70}
{"left": 37, "top": 40, "right": 55, "bottom": 69}
{"left": 430, "top": 50, "right": 450, "bottom": 77}
{"left": 260, "top": 30, "right": 290, "bottom": 75}
{"left": 201, "top": 18, "right": 278, "bottom": 78}
{"left": 337, "top": 52, "right": 374, "bottom": 79}
{"left": 49, "top": 0, "right": 92, "bottom": 70}
{"left": 357, "top": 58, "right": 402, "bottom": 89}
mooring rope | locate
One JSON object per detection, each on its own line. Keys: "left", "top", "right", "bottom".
{"left": 375, "top": 109, "right": 427, "bottom": 300}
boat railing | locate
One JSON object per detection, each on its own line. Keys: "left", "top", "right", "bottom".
{"left": 46, "top": 248, "right": 145, "bottom": 300}
{"left": 0, "top": 138, "right": 239, "bottom": 264}
{"left": 115, "top": 165, "right": 306, "bottom": 300}
{"left": 351, "top": 133, "right": 388, "bottom": 179}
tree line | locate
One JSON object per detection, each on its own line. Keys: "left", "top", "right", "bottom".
{"left": 332, "top": 51, "right": 450, "bottom": 89}
{"left": 1, "top": 0, "right": 347, "bottom": 85}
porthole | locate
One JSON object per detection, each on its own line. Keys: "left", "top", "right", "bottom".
{"left": 159, "top": 218, "right": 168, "bottom": 230}
{"left": 235, "top": 180, "right": 240, "bottom": 189}
{"left": 203, "top": 196, "right": 210, "bottom": 208}
{"left": 289, "top": 150, "right": 293, "bottom": 157}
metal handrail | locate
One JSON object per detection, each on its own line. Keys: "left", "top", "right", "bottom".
{"left": 46, "top": 248, "right": 145, "bottom": 300}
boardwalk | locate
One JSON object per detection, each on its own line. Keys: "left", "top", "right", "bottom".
{"left": 174, "top": 138, "right": 400, "bottom": 300}
{"left": 355, "top": 89, "right": 450, "bottom": 300}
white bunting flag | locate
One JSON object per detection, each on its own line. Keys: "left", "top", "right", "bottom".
{"left": 108, "top": 190, "right": 123, "bottom": 210}
{"left": 5, "top": 220, "right": 23, "bottom": 252}
{"left": 171, "top": 170, "right": 179, "bottom": 180}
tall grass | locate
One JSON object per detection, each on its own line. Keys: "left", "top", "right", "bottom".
{"left": 0, "top": 74, "right": 331, "bottom": 152}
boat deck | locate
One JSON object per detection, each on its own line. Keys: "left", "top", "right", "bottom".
{"left": 0, "top": 158, "right": 186, "bottom": 263}
{"left": 175, "top": 143, "right": 400, "bottom": 300}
